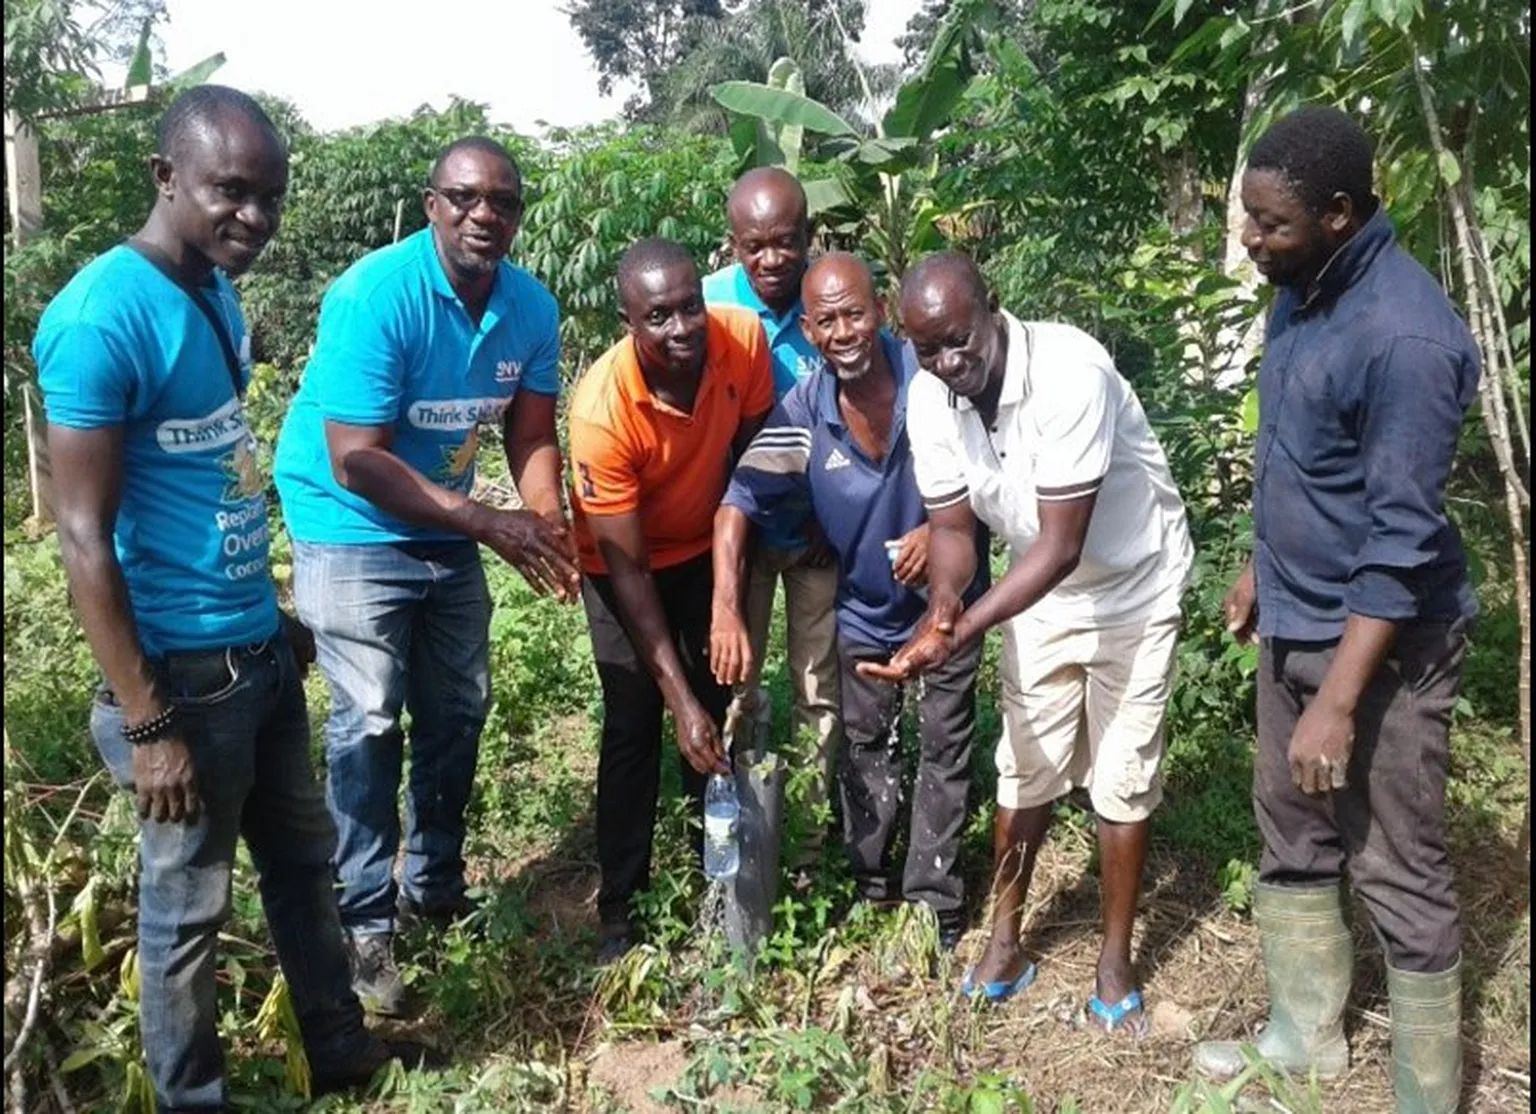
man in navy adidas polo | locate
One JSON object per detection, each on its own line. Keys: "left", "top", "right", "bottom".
{"left": 710, "top": 253, "right": 988, "bottom": 948}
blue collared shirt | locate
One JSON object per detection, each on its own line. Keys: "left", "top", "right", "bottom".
{"left": 702, "top": 262, "right": 825, "bottom": 400}
{"left": 724, "top": 333, "right": 989, "bottom": 648}
{"left": 1253, "top": 206, "right": 1480, "bottom": 641}
{"left": 274, "top": 227, "right": 561, "bottom": 544}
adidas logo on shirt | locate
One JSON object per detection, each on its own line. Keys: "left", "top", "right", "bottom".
{"left": 824, "top": 448, "right": 851, "bottom": 472}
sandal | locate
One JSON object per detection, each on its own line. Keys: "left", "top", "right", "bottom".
{"left": 1087, "top": 989, "right": 1149, "bottom": 1037}
{"left": 960, "top": 961, "right": 1038, "bottom": 1004}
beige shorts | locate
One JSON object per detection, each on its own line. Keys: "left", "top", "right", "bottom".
{"left": 995, "top": 610, "right": 1181, "bottom": 822}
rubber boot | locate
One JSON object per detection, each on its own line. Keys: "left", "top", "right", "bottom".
{"left": 1194, "top": 882, "right": 1352, "bottom": 1080}
{"left": 1386, "top": 957, "right": 1462, "bottom": 1114}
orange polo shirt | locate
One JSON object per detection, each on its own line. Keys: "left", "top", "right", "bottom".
{"left": 569, "top": 306, "right": 774, "bottom": 575}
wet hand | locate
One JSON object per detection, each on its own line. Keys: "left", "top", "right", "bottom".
{"left": 1288, "top": 700, "right": 1353, "bottom": 795}
{"left": 132, "top": 733, "right": 201, "bottom": 824}
{"left": 676, "top": 701, "right": 729, "bottom": 776}
{"left": 856, "top": 616, "right": 956, "bottom": 684}
{"left": 476, "top": 507, "right": 581, "bottom": 601}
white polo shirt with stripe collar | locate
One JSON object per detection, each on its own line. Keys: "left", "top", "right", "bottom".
{"left": 907, "top": 311, "right": 1193, "bottom": 629}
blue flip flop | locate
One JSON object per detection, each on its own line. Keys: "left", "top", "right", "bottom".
{"left": 1087, "top": 989, "right": 1148, "bottom": 1036}
{"left": 961, "top": 961, "right": 1038, "bottom": 1004}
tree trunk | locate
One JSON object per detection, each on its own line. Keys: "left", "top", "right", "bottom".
{"left": 1413, "top": 57, "right": 1532, "bottom": 858}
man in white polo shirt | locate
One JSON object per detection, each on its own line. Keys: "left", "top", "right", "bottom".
{"left": 862, "top": 252, "right": 1191, "bottom": 1033}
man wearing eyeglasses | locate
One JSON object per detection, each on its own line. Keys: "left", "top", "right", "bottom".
{"left": 274, "top": 136, "right": 579, "bottom": 1017}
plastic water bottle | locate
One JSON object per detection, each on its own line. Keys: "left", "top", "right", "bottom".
{"left": 703, "top": 773, "right": 740, "bottom": 881}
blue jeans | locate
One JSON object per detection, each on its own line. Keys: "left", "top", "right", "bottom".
{"left": 292, "top": 540, "right": 492, "bottom": 936}
{"left": 92, "top": 634, "right": 369, "bottom": 1113}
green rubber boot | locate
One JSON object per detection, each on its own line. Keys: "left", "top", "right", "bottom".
{"left": 1194, "top": 882, "right": 1352, "bottom": 1081}
{"left": 1387, "top": 957, "right": 1462, "bottom": 1114}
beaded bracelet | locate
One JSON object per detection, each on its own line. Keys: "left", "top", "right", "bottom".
{"left": 122, "top": 705, "right": 180, "bottom": 746}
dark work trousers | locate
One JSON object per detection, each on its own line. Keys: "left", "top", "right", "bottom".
{"left": 837, "top": 633, "right": 981, "bottom": 919}
{"left": 581, "top": 552, "right": 730, "bottom": 931}
{"left": 1254, "top": 620, "right": 1468, "bottom": 973}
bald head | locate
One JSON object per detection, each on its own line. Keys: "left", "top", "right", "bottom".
{"left": 727, "top": 166, "right": 808, "bottom": 228}
{"left": 899, "top": 251, "right": 990, "bottom": 319}
{"left": 800, "top": 252, "right": 888, "bottom": 382}
{"left": 899, "top": 251, "right": 1004, "bottom": 399}
{"left": 726, "top": 166, "right": 811, "bottom": 315}
{"left": 803, "top": 251, "right": 877, "bottom": 306}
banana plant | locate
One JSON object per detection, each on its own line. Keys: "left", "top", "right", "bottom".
{"left": 709, "top": 0, "right": 1001, "bottom": 287}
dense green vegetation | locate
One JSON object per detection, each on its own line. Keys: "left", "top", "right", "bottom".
{"left": 3, "top": 1, "right": 1528, "bottom": 1110}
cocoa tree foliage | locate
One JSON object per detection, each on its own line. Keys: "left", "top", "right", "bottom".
{"left": 517, "top": 123, "right": 739, "bottom": 376}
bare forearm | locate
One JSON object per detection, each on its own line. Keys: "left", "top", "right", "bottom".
{"left": 711, "top": 506, "right": 752, "bottom": 620}
{"left": 337, "top": 447, "right": 485, "bottom": 539}
{"left": 925, "top": 521, "right": 978, "bottom": 619}
{"left": 608, "top": 562, "right": 698, "bottom": 714}
{"left": 508, "top": 437, "right": 565, "bottom": 521}
{"left": 1316, "top": 614, "right": 1399, "bottom": 716}
{"left": 57, "top": 530, "right": 162, "bottom": 721}
{"left": 953, "top": 540, "right": 1079, "bottom": 646}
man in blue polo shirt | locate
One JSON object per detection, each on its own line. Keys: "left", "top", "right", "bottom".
{"left": 37, "top": 85, "right": 432, "bottom": 1109}
{"left": 274, "top": 136, "right": 580, "bottom": 1016}
{"left": 710, "top": 253, "right": 987, "bottom": 948}
{"left": 702, "top": 167, "right": 841, "bottom": 851}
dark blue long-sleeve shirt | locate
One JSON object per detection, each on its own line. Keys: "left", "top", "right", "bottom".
{"left": 1253, "top": 205, "right": 1480, "bottom": 642}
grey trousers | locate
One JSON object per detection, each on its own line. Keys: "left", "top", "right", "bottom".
{"left": 1254, "top": 620, "right": 1468, "bottom": 973}
{"left": 836, "top": 634, "right": 981, "bottom": 918}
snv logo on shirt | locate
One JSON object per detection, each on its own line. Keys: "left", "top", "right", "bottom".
{"left": 407, "top": 397, "right": 512, "bottom": 432}
{"left": 495, "top": 360, "right": 523, "bottom": 385}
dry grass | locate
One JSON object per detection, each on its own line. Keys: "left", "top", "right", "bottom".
{"left": 448, "top": 801, "right": 1530, "bottom": 1113}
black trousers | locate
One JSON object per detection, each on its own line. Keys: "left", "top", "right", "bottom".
{"left": 1254, "top": 620, "right": 1467, "bottom": 973}
{"left": 837, "top": 633, "right": 981, "bottom": 917}
{"left": 581, "top": 552, "right": 730, "bottom": 929}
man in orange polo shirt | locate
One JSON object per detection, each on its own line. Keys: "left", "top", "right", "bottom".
{"left": 569, "top": 237, "right": 774, "bottom": 960}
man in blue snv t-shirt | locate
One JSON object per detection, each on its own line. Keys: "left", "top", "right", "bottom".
{"left": 273, "top": 136, "right": 580, "bottom": 1018}
{"left": 35, "top": 85, "right": 435, "bottom": 1110}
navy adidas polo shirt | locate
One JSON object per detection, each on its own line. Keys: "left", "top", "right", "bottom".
{"left": 724, "top": 332, "right": 988, "bottom": 648}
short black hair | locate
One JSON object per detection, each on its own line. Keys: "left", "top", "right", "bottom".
{"left": 429, "top": 136, "right": 520, "bottom": 188}
{"left": 616, "top": 237, "right": 698, "bottom": 293}
{"left": 1248, "top": 105, "right": 1376, "bottom": 216}
{"left": 900, "top": 250, "right": 989, "bottom": 310}
{"left": 157, "top": 84, "right": 282, "bottom": 161}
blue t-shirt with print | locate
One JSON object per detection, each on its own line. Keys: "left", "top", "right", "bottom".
{"left": 34, "top": 246, "right": 280, "bottom": 657}
{"left": 702, "top": 261, "right": 824, "bottom": 552}
{"left": 274, "top": 228, "right": 561, "bottom": 545}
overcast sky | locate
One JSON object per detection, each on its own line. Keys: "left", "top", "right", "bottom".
{"left": 108, "top": 0, "right": 924, "bottom": 134}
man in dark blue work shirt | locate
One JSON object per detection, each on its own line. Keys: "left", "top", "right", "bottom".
{"left": 710, "top": 253, "right": 988, "bottom": 951}
{"left": 1194, "top": 107, "right": 1479, "bottom": 1114}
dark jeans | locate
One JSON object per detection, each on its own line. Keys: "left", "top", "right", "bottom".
{"left": 581, "top": 552, "right": 730, "bottom": 929}
{"left": 1255, "top": 620, "right": 1468, "bottom": 973}
{"left": 91, "top": 634, "right": 369, "bottom": 1113}
{"left": 293, "top": 539, "right": 492, "bottom": 936}
{"left": 837, "top": 634, "right": 981, "bottom": 918}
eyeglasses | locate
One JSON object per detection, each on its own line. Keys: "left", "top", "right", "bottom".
{"left": 429, "top": 187, "right": 523, "bottom": 221}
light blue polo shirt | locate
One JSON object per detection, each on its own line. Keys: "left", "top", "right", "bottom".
{"left": 702, "top": 262, "right": 824, "bottom": 400}
{"left": 703, "top": 261, "right": 824, "bottom": 551}
{"left": 274, "top": 228, "right": 561, "bottom": 545}
{"left": 34, "top": 246, "right": 280, "bottom": 656}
